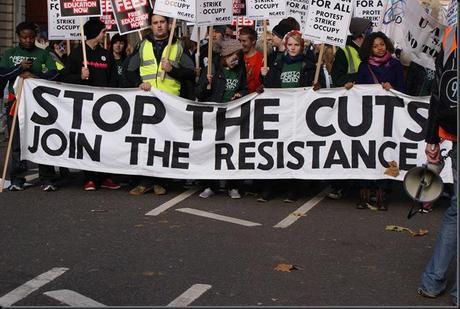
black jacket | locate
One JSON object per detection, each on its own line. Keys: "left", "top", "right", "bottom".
{"left": 60, "top": 43, "right": 117, "bottom": 87}
{"left": 195, "top": 60, "right": 248, "bottom": 103}
{"left": 262, "top": 53, "right": 325, "bottom": 88}
{"left": 425, "top": 46, "right": 458, "bottom": 143}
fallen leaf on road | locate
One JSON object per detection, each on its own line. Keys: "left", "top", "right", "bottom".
{"left": 274, "top": 263, "right": 304, "bottom": 272}
{"left": 142, "top": 271, "right": 155, "bottom": 276}
{"left": 384, "top": 161, "right": 400, "bottom": 177}
{"left": 134, "top": 224, "right": 144, "bottom": 228}
{"left": 385, "top": 225, "right": 428, "bottom": 237}
{"left": 291, "top": 212, "right": 305, "bottom": 217}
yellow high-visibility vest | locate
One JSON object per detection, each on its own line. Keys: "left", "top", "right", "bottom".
{"left": 139, "top": 40, "right": 183, "bottom": 96}
{"left": 340, "top": 45, "right": 361, "bottom": 74}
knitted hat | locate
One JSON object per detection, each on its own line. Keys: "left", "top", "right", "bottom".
{"left": 220, "top": 39, "right": 242, "bottom": 57}
{"left": 349, "top": 17, "right": 373, "bottom": 38}
{"left": 272, "top": 22, "right": 292, "bottom": 39}
{"left": 214, "top": 25, "right": 227, "bottom": 36}
{"left": 84, "top": 18, "right": 106, "bottom": 40}
{"left": 283, "top": 30, "right": 305, "bottom": 49}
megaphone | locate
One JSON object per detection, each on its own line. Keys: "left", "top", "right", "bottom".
{"left": 403, "top": 161, "right": 444, "bottom": 203}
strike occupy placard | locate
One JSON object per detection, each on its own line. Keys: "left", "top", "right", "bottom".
{"left": 153, "top": 0, "right": 196, "bottom": 22}
{"left": 196, "top": 1, "right": 233, "bottom": 25}
{"left": 101, "top": 0, "right": 117, "bottom": 32}
{"left": 246, "top": 0, "right": 286, "bottom": 19}
{"left": 48, "top": 0, "right": 87, "bottom": 39}
{"left": 111, "top": 0, "right": 152, "bottom": 34}
{"left": 17, "top": 78, "right": 453, "bottom": 183}
{"left": 353, "top": 0, "right": 387, "bottom": 29}
{"left": 303, "top": 0, "right": 354, "bottom": 47}
{"left": 59, "top": 0, "right": 102, "bottom": 17}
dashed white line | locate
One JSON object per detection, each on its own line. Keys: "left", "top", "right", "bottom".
{"left": 176, "top": 208, "right": 262, "bottom": 227}
{"left": 44, "top": 289, "right": 106, "bottom": 307}
{"left": 273, "top": 187, "right": 331, "bottom": 229}
{"left": 167, "top": 284, "right": 212, "bottom": 307}
{"left": 0, "top": 267, "right": 68, "bottom": 307}
{"left": 145, "top": 188, "right": 200, "bottom": 216}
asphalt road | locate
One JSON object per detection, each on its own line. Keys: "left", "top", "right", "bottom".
{"left": 0, "top": 141, "right": 456, "bottom": 307}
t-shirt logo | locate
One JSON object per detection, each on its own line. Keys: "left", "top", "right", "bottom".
{"left": 226, "top": 78, "right": 238, "bottom": 90}
{"left": 440, "top": 70, "right": 457, "bottom": 108}
{"left": 280, "top": 71, "right": 300, "bottom": 83}
{"left": 10, "top": 55, "right": 36, "bottom": 65}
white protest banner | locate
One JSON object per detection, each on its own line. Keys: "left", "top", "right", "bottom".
{"left": 100, "top": 0, "right": 118, "bottom": 33}
{"left": 353, "top": 0, "right": 387, "bottom": 29}
{"left": 246, "top": 0, "right": 286, "bottom": 19}
{"left": 153, "top": 0, "right": 196, "bottom": 22}
{"left": 111, "top": 0, "right": 152, "bottom": 34}
{"left": 48, "top": 0, "right": 88, "bottom": 40}
{"left": 18, "top": 79, "right": 453, "bottom": 183}
{"left": 59, "top": 0, "right": 102, "bottom": 17}
{"left": 286, "top": 0, "right": 309, "bottom": 33}
{"left": 379, "top": 0, "right": 446, "bottom": 70}
{"left": 303, "top": 0, "right": 354, "bottom": 47}
{"left": 196, "top": 0, "right": 233, "bottom": 25}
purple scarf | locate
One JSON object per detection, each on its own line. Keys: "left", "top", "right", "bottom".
{"left": 368, "top": 51, "right": 392, "bottom": 67}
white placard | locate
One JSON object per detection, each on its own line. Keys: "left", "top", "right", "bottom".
{"left": 48, "top": 0, "right": 87, "bottom": 40}
{"left": 153, "top": 0, "right": 196, "bottom": 22}
{"left": 196, "top": 0, "right": 233, "bottom": 25}
{"left": 246, "top": 0, "right": 286, "bottom": 20}
{"left": 303, "top": 0, "right": 354, "bottom": 47}
{"left": 353, "top": 0, "right": 387, "bottom": 29}
{"left": 286, "top": 0, "right": 310, "bottom": 33}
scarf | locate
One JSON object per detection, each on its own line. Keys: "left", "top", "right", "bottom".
{"left": 368, "top": 51, "right": 392, "bottom": 67}
{"left": 283, "top": 53, "right": 304, "bottom": 64}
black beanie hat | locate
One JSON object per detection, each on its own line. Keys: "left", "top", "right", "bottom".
{"left": 272, "top": 23, "right": 292, "bottom": 39}
{"left": 84, "top": 18, "right": 105, "bottom": 40}
{"left": 214, "top": 25, "right": 226, "bottom": 36}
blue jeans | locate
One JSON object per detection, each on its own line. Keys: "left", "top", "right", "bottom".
{"left": 419, "top": 142, "right": 458, "bottom": 304}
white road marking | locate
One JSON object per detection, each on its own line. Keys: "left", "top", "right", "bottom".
{"left": 0, "top": 267, "right": 68, "bottom": 307}
{"left": 145, "top": 189, "right": 200, "bottom": 216}
{"left": 44, "top": 289, "right": 106, "bottom": 307}
{"left": 176, "top": 208, "right": 261, "bottom": 227}
{"left": 273, "top": 187, "right": 331, "bottom": 229}
{"left": 167, "top": 284, "right": 212, "bottom": 307}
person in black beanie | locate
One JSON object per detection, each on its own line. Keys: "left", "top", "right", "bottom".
{"left": 267, "top": 21, "right": 295, "bottom": 67}
{"left": 60, "top": 18, "right": 121, "bottom": 191}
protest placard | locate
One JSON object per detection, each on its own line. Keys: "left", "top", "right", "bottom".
{"left": 59, "top": 0, "right": 102, "bottom": 17}
{"left": 303, "top": 0, "right": 354, "bottom": 47}
{"left": 353, "top": 0, "right": 387, "bottom": 29}
{"left": 100, "top": 0, "right": 118, "bottom": 33}
{"left": 379, "top": 0, "right": 446, "bottom": 70}
{"left": 196, "top": 0, "right": 233, "bottom": 25}
{"left": 48, "top": 0, "right": 87, "bottom": 40}
{"left": 153, "top": 0, "right": 196, "bottom": 22}
{"left": 233, "top": 0, "right": 246, "bottom": 15}
{"left": 111, "top": 0, "right": 152, "bottom": 34}
{"left": 246, "top": 0, "right": 286, "bottom": 19}
{"left": 286, "top": 0, "right": 309, "bottom": 33}
{"left": 445, "top": 0, "right": 457, "bottom": 26}
{"left": 18, "top": 79, "right": 453, "bottom": 183}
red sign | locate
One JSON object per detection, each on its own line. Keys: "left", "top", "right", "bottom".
{"left": 59, "top": 0, "right": 102, "bottom": 17}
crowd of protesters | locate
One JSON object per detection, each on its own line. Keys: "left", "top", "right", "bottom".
{"left": 0, "top": 13, "right": 456, "bottom": 211}
{"left": 0, "top": 11, "right": 458, "bottom": 306}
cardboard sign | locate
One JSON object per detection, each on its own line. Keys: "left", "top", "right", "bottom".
{"left": 246, "top": 0, "right": 286, "bottom": 19}
{"left": 196, "top": 0, "right": 233, "bottom": 25}
{"left": 59, "top": 0, "right": 102, "bottom": 17}
{"left": 111, "top": 0, "right": 152, "bottom": 34}
{"left": 48, "top": 0, "right": 88, "bottom": 39}
{"left": 353, "top": 0, "right": 386, "bottom": 29}
{"left": 303, "top": 0, "right": 354, "bottom": 47}
{"left": 100, "top": 0, "right": 118, "bottom": 32}
{"left": 286, "top": 0, "right": 309, "bottom": 33}
{"left": 153, "top": 0, "right": 196, "bottom": 22}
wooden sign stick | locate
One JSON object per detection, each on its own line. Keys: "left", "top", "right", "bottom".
{"left": 160, "top": 18, "right": 177, "bottom": 81}
{"left": 206, "top": 26, "right": 214, "bottom": 90}
{"left": 314, "top": 43, "right": 325, "bottom": 85}
{"left": 79, "top": 17, "right": 88, "bottom": 68}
